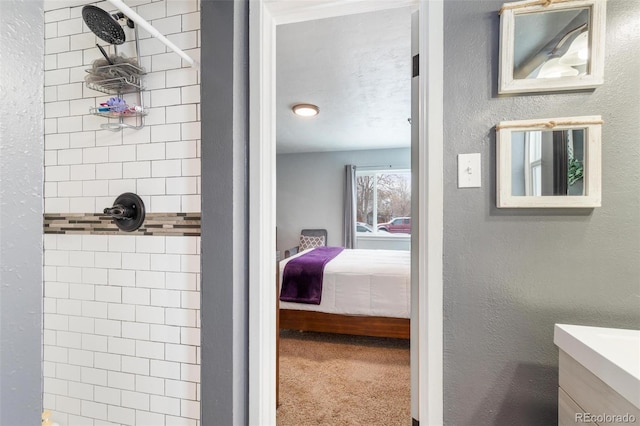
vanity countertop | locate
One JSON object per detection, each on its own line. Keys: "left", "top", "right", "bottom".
{"left": 554, "top": 324, "right": 640, "bottom": 409}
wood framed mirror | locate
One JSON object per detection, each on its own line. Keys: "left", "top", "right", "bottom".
{"left": 498, "top": 0, "right": 606, "bottom": 95}
{"left": 496, "top": 116, "right": 602, "bottom": 208}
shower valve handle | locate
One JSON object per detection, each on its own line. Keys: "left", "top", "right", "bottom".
{"left": 103, "top": 192, "right": 146, "bottom": 232}
{"left": 104, "top": 204, "right": 134, "bottom": 220}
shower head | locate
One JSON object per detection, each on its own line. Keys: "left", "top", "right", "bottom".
{"left": 82, "top": 5, "right": 126, "bottom": 45}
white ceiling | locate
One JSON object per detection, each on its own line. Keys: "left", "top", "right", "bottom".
{"left": 276, "top": 7, "right": 414, "bottom": 154}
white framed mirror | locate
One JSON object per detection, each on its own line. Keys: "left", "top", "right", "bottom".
{"left": 496, "top": 116, "right": 602, "bottom": 208}
{"left": 498, "top": 0, "right": 606, "bottom": 95}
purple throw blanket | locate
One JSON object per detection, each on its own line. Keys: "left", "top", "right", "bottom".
{"left": 280, "top": 246, "right": 344, "bottom": 305}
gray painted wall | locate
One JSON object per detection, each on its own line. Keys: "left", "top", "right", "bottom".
{"left": 0, "top": 0, "right": 44, "bottom": 424}
{"left": 276, "top": 148, "right": 410, "bottom": 252}
{"left": 200, "top": 0, "right": 248, "bottom": 424}
{"left": 443, "top": 1, "right": 640, "bottom": 425}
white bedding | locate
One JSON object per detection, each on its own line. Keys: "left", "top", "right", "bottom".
{"left": 278, "top": 248, "right": 410, "bottom": 319}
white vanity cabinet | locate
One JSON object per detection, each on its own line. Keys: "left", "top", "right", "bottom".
{"left": 554, "top": 324, "right": 640, "bottom": 426}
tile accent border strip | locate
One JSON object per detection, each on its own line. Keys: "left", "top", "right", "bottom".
{"left": 44, "top": 213, "right": 201, "bottom": 236}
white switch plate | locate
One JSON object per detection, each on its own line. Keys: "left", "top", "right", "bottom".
{"left": 458, "top": 153, "right": 481, "bottom": 188}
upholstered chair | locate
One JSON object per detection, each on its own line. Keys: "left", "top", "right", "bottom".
{"left": 284, "top": 229, "right": 328, "bottom": 258}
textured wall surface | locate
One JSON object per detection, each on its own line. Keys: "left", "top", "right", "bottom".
{"left": 0, "top": 1, "right": 44, "bottom": 424}
{"left": 199, "top": 0, "right": 249, "bottom": 424}
{"left": 277, "top": 148, "right": 410, "bottom": 251}
{"left": 42, "top": 1, "right": 202, "bottom": 425}
{"left": 443, "top": 1, "right": 640, "bottom": 425}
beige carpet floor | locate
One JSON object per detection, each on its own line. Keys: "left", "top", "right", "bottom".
{"left": 277, "top": 330, "right": 411, "bottom": 426}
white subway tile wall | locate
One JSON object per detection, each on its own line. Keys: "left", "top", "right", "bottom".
{"left": 44, "top": 235, "right": 201, "bottom": 426}
{"left": 44, "top": 0, "right": 201, "bottom": 215}
{"left": 43, "top": 1, "right": 201, "bottom": 425}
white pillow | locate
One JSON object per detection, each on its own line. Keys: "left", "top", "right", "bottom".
{"left": 299, "top": 235, "right": 325, "bottom": 251}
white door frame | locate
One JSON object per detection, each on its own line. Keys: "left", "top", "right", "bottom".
{"left": 248, "top": 1, "right": 444, "bottom": 424}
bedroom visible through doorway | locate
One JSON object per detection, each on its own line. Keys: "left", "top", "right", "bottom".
{"left": 247, "top": 0, "right": 444, "bottom": 423}
{"left": 274, "top": 7, "right": 415, "bottom": 425}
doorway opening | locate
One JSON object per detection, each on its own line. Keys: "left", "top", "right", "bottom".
{"left": 247, "top": 1, "right": 444, "bottom": 424}
{"left": 274, "top": 8, "right": 414, "bottom": 424}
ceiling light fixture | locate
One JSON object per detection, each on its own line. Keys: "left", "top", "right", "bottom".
{"left": 292, "top": 104, "right": 319, "bottom": 117}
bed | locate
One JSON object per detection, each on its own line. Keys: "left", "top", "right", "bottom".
{"left": 277, "top": 248, "right": 411, "bottom": 339}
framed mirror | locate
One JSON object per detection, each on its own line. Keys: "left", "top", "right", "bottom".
{"left": 498, "top": 0, "right": 606, "bottom": 94}
{"left": 496, "top": 116, "right": 602, "bottom": 208}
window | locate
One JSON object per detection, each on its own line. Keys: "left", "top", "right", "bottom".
{"left": 356, "top": 170, "right": 411, "bottom": 234}
{"left": 525, "top": 131, "right": 542, "bottom": 196}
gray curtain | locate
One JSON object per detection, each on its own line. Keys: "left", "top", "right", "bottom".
{"left": 343, "top": 165, "right": 357, "bottom": 248}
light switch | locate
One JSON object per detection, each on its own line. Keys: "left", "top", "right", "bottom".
{"left": 458, "top": 153, "right": 481, "bottom": 188}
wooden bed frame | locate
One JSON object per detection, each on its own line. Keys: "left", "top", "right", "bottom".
{"left": 279, "top": 309, "right": 409, "bottom": 339}
{"left": 275, "top": 258, "right": 410, "bottom": 340}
